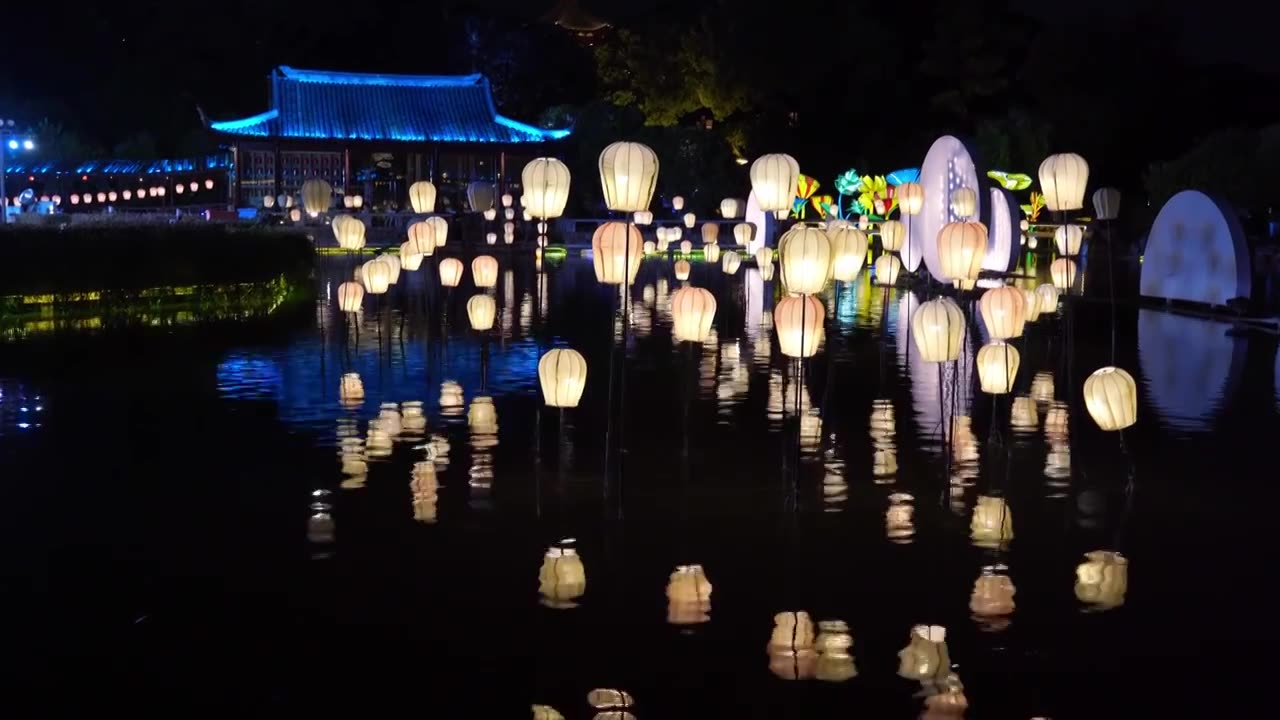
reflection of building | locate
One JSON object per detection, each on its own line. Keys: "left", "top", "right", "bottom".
{"left": 204, "top": 66, "right": 571, "bottom": 210}
{"left": 542, "top": 0, "right": 611, "bottom": 46}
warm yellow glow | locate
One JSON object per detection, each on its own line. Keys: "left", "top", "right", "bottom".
{"left": 897, "top": 182, "right": 925, "bottom": 216}
{"left": 483, "top": 207, "right": 497, "bottom": 221}
{"left": 1031, "top": 372, "right": 1054, "bottom": 404}
{"left": 674, "top": 259, "right": 691, "bottom": 281}
{"left": 538, "top": 542, "right": 586, "bottom": 608}
{"left": 1075, "top": 550, "right": 1128, "bottom": 609}
{"left": 970, "top": 496, "right": 1013, "bottom": 548}
{"left": 301, "top": 178, "right": 332, "bottom": 216}
{"left": 1083, "top": 366, "right": 1137, "bottom": 431}
{"left": 732, "top": 222, "right": 756, "bottom": 248}
{"left": 950, "top": 187, "right": 977, "bottom": 218}
{"left": 880, "top": 219, "right": 905, "bottom": 252}
{"left": 438, "top": 258, "right": 464, "bottom": 287}
{"left": 775, "top": 295, "right": 825, "bottom": 358}
{"left": 406, "top": 221, "right": 435, "bottom": 256}
{"left": 337, "top": 281, "right": 364, "bottom": 312}
{"left": 1050, "top": 258, "right": 1077, "bottom": 291}
{"left": 538, "top": 348, "right": 588, "bottom": 408}
{"left": 683, "top": 212, "right": 696, "bottom": 229}
{"left": 408, "top": 180, "right": 436, "bottom": 214}
{"left": 814, "top": 620, "right": 857, "bottom": 682}
{"left": 1054, "top": 224, "right": 1084, "bottom": 256}
{"left": 829, "top": 227, "right": 868, "bottom": 282}
{"left": 666, "top": 565, "right": 713, "bottom": 625}
{"left": 911, "top": 297, "right": 965, "bottom": 362}
{"left": 332, "top": 214, "right": 366, "bottom": 250}
{"left": 360, "top": 259, "right": 391, "bottom": 294}
{"left": 339, "top": 372, "right": 364, "bottom": 407}
{"left": 399, "top": 242, "right": 424, "bottom": 271}
{"left": 977, "top": 341, "right": 1020, "bottom": 394}
{"left": 1010, "top": 395, "right": 1038, "bottom": 429}
{"left": 969, "top": 567, "right": 1016, "bottom": 617}
{"left": 897, "top": 625, "right": 949, "bottom": 681}
{"left": 937, "top": 221, "right": 987, "bottom": 289}
{"left": 749, "top": 153, "right": 800, "bottom": 212}
{"left": 700, "top": 222, "right": 719, "bottom": 244}
{"left": 672, "top": 195, "right": 685, "bottom": 211}
{"left": 598, "top": 141, "right": 659, "bottom": 212}
{"left": 471, "top": 255, "right": 499, "bottom": 288}
{"left": 874, "top": 253, "right": 902, "bottom": 286}
{"left": 521, "top": 157, "right": 572, "bottom": 219}
{"left": 632, "top": 210, "right": 652, "bottom": 225}
{"left": 1035, "top": 283, "right": 1060, "bottom": 315}
{"left": 671, "top": 286, "right": 716, "bottom": 343}
{"left": 1039, "top": 152, "right": 1089, "bottom": 212}
{"left": 720, "top": 197, "right": 742, "bottom": 218}
{"left": 592, "top": 221, "right": 644, "bottom": 285}
{"left": 979, "top": 286, "right": 1026, "bottom": 339}
{"left": 1022, "top": 287, "right": 1042, "bottom": 322}
{"left": 778, "top": 226, "right": 832, "bottom": 295}
{"left": 426, "top": 215, "right": 449, "bottom": 247}
{"left": 467, "top": 294, "right": 496, "bottom": 331}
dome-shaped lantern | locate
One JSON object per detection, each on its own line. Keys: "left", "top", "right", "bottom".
{"left": 1034, "top": 283, "right": 1061, "bottom": 315}
{"left": 467, "top": 294, "right": 497, "bottom": 331}
{"left": 701, "top": 222, "right": 719, "bottom": 244}
{"left": 1038, "top": 153, "right": 1089, "bottom": 212}
{"left": 332, "top": 214, "right": 366, "bottom": 250}
{"left": 977, "top": 341, "right": 1021, "bottom": 394}
{"left": 406, "top": 221, "right": 435, "bottom": 256}
{"left": 672, "top": 195, "right": 685, "bottom": 211}
{"left": 633, "top": 210, "right": 653, "bottom": 225}
{"left": 361, "top": 259, "right": 392, "bottom": 294}
{"left": 979, "top": 286, "right": 1026, "bottom": 339}
{"left": 682, "top": 212, "right": 696, "bottom": 229}
{"left": 671, "top": 286, "right": 717, "bottom": 343}
{"left": 733, "top": 222, "right": 755, "bottom": 248}
{"left": 937, "top": 222, "right": 987, "bottom": 289}
{"left": 1050, "top": 258, "right": 1078, "bottom": 291}
{"left": 1022, "top": 287, "right": 1042, "bottom": 322}
{"left": 775, "top": 295, "right": 825, "bottom": 358}
{"left": 874, "top": 254, "right": 902, "bottom": 286}
{"left": 438, "top": 258, "right": 464, "bottom": 288}
{"left": 1083, "top": 366, "right": 1137, "bottom": 431}
{"left": 721, "top": 250, "right": 742, "bottom": 275}
{"left": 674, "top": 259, "right": 692, "bottom": 281}
{"left": 720, "top": 198, "right": 743, "bottom": 218}
{"left": 911, "top": 297, "right": 965, "bottom": 362}
{"left": 1093, "top": 187, "right": 1121, "bottom": 221}
{"left": 426, "top": 216, "right": 449, "bottom": 247}
{"left": 949, "top": 187, "right": 977, "bottom": 218}
{"left": 483, "top": 207, "right": 497, "bottom": 221}
{"left": 472, "top": 255, "right": 499, "bottom": 288}
{"left": 485, "top": 232, "right": 497, "bottom": 245}
{"left": 378, "top": 255, "right": 401, "bottom": 285}
{"left": 829, "top": 228, "right": 868, "bottom": 282}
{"left": 592, "top": 221, "right": 644, "bottom": 285}
{"left": 749, "top": 153, "right": 800, "bottom": 213}
{"left": 409, "top": 181, "right": 437, "bottom": 214}
{"left": 337, "top": 281, "right": 364, "bottom": 312}
{"left": 598, "top": 141, "right": 659, "bottom": 212}
{"left": 680, "top": 240, "right": 692, "bottom": 255}
{"left": 897, "top": 182, "right": 925, "bottom": 216}
{"left": 778, "top": 226, "right": 832, "bottom": 295}
{"left": 96, "top": 192, "right": 107, "bottom": 202}
{"left": 1054, "top": 224, "right": 1084, "bottom": 256}
{"left": 522, "top": 157, "right": 572, "bottom": 219}
{"left": 880, "top": 220, "right": 905, "bottom": 252}
{"left": 301, "top": 178, "right": 332, "bottom": 216}
{"left": 703, "top": 242, "right": 720, "bottom": 264}
{"left": 538, "top": 348, "right": 588, "bottom": 408}
{"left": 107, "top": 191, "right": 117, "bottom": 202}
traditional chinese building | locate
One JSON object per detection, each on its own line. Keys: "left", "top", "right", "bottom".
{"left": 203, "top": 66, "right": 571, "bottom": 211}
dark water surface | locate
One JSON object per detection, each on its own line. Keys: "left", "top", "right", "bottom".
{"left": 2, "top": 253, "right": 1277, "bottom": 717}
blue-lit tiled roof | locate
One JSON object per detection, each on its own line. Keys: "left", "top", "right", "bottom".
{"left": 208, "top": 66, "right": 571, "bottom": 144}
{"left": 5, "top": 154, "right": 232, "bottom": 176}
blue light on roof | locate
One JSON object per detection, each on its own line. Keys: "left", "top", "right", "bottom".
{"left": 209, "top": 109, "right": 278, "bottom": 136}
{"left": 279, "top": 66, "right": 484, "bottom": 88}
{"left": 494, "top": 115, "right": 572, "bottom": 141}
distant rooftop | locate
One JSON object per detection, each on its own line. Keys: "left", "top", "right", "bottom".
{"left": 206, "top": 66, "right": 570, "bottom": 144}
{"left": 5, "top": 154, "right": 232, "bottom": 176}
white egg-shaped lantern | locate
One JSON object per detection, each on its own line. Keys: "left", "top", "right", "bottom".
{"left": 598, "top": 141, "right": 659, "bottom": 212}
{"left": 437, "top": 258, "right": 464, "bottom": 287}
{"left": 1054, "top": 224, "right": 1084, "bottom": 256}
{"left": 979, "top": 286, "right": 1026, "bottom": 339}
{"left": 680, "top": 240, "right": 692, "bottom": 255}
{"left": 778, "top": 226, "right": 832, "bottom": 295}
{"left": 829, "top": 228, "right": 868, "bottom": 282}
{"left": 721, "top": 250, "right": 742, "bottom": 275}
{"left": 733, "top": 222, "right": 755, "bottom": 247}
{"left": 205, "top": 179, "right": 215, "bottom": 190}
{"left": 1093, "top": 187, "right": 1121, "bottom": 221}
{"left": 633, "top": 210, "right": 653, "bottom": 225}
{"left": 538, "top": 348, "right": 588, "bottom": 408}
{"left": 467, "top": 294, "right": 497, "bottom": 331}
{"left": 501, "top": 193, "right": 514, "bottom": 208}
{"left": 897, "top": 182, "right": 924, "bottom": 216}
{"left": 703, "top": 242, "right": 720, "bottom": 264}
{"left": 122, "top": 190, "right": 133, "bottom": 201}
{"left": 341, "top": 194, "right": 351, "bottom": 208}
{"left": 880, "top": 220, "right": 905, "bottom": 252}
{"left": 749, "top": 153, "right": 800, "bottom": 213}
{"left": 671, "top": 286, "right": 717, "bottom": 343}
{"left": 176, "top": 185, "right": 185, "bottom": 196}
{"left": 337, "top": 281, "right": 364, "bottom": 312}
{"left": 937, "top": 221, "right": 987, "bottom": 288}
{"left": 472, "top": 255, "right": 499, "bottom": 288}
{"left": 977, "top": 341, "right": 1021, "bottom": 394}
{"left": 911, "top": 297, "right": 965, "bottom": 362}
{"left": 378, "top": 255, "right": 401, "bottom": 285}
{"left": 108, "top": 191, "right": 118, "bottom": 202}
{"left": 674, "top": 260, "right": 691, "bottom": 281}
{"left": 289, "top": 208, "right": 301, "bottom": 222}
{"left": 351, "top": 195, "right": 363, "bottom": 209}
{"left": 1083, "top": 366, "right": 1137, "bottom": 431}
{"left": 522, "top": 157, "right": 571, "bottom": 219}
{"left": 592, "top": 221, "right": 644, "bottom": 285}
{"left": 720, "top": 198, "right": 743, "bottom": 218}
{"left": 301, "top": 178, "right": 332, "bottom": 216}
{"left": 97, "top": 192, "right": 107, "bottom": 202}
{"left": 755, "top": 245, "right": 773, "bottom": 268}
{"left": 1039, "top": 153, "right": 1089, "bottom": 212}
{"left": 776, "top": 295, "right": 825, "bottom": 358}
{"left": 504, "top": 207, "right": 515, "bottom": 220}
{"left": 1022, "top": 288, "right": 1042, "bottom": 322}
{"left": 333, "top": 214, "right": 366, "bottom": 250}
{"left": 701, "top": 222, "right": 719, "bottom": 244}
{"left": 672, "top": 195, "right": 685, "bottom": 211}
{"left": 400, "top": 242, "right": 425, "bottom": 271}
{"left": 361, "top": 259, "right": 392, "bottom": 294}
{"left": 485, "top": 232, "right": 497, "bottom": 245}
{"left": 643, "top": 240, "right": 657, "bottom": 254}
{"left": 1050, "top": 258, "right": 1078, "bottom": 291}
{"left": 681, "top": 212, "right": 696, "bottom": 230}
{"left": 408, "top": 181, "right": 437, "bottom": 214}
{"left": 874, "top": 254, "right": 902, "bottom": 286}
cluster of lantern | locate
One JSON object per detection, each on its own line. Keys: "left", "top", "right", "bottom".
{"left": 765, "top": 612, "right": 855, "bottom": 682}
{"left": 341, "top": 194, "right": 364, "bottom": 209}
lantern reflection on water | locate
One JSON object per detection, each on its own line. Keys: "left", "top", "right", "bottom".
{"left": 411, "top": 461, "right": 438, "bottom": 523}
{"left": 886, "top": 493, "right": 915, "bottom": 543}
{"left": 971, "top": 496, "right": 1014, "bottom": 548}
{"left": 814, "top": 620, "right": 857, "bottom": 682}
{"left": 970, "top": 567, "right": 1017, "bottom": 629}
{"left": 666, "top": 564, "right": 713, "bottom": 625}
{"left": 1076, "top": 550, "right": 1128, "bottom": 610}
{"left": 339, "top": 372, "right": 364, "bottom": 407}
{"left": 439, "top": 381, "right": 465, "bottom": 416}
{"left": 767, "top": 610, "right": 817, "bottom": 680}
{"left": 539, "top": 540, "right": 586, "bottom": 609}
{"left": 897, "top": 625, "right": 949, "bottom": 682}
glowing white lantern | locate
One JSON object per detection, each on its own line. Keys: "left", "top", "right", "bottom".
{"left": 950, "top": 187, "right": 977, "bottom": 218}
{"left": 1054, "top": 224, "right": 1084, "bottom": 256}
{"left": 1075, "top": 550, "right": 1128, "bottom": 609}
{"left": 977, "top": 341, "right": 1020, "bottom": 394}
{"left": 406, "top": 221, "right": 435, "bottom": 256}
{"left": 674, "top": 260, "right": 691, "bottom": 281}
{"left": 176, "top": 185, "right": 185, "bottom": 195}
{"left": 122, "top": 190, "right": 133, "bottom": 201}
{"left": 720, "top": 198, "right": 743, "bottom": 218}
{"left": 721, "top": 250, "right": 741, "bottom": 275}
{"left": 503, "top": 221, "right": 515, "bottom": 236}
{"left": 1083, "top": 366, "right": 1137, "bottom": 431}
{"left": 107, "top": 191, "right": 117, "bottom": 202}
{"left": 205, "top": 179, "right": 214, "bottom": 190}
{"left": 592, "top": 221, "right": 643, "bottom": 285}
{"left": 522, "top": 157, "right": 571, "bottom": 219}
{"left": 749, "top": 153, "right": 800, "bottom": 212}
{"left": 438, "top": 258, "right": 464, "bottom": 287}
{"left": 500, "top": 193, "right": 513, "bottom": 208}
{"left": 157, "top": 187, "right": 167, "bottom": 197}
{"left": 539, "top": 541, "right": 586, "bottom": 608}
{"left": 301, "top": 178, "right": 332, "bottom": 216}
{"left": 776, "top": 295, "right": 825, "bottom": 358}
{"left": 778, "top": 226, "right": 832, "bottom": 295}
{"left": 732, "top": 222, "right": 755, "bottom": 248}
{"left": 96, "top": 192, "right": 106, "bottom": 202}
{"left": 486, "top": 232, "right": 497, "bottom": 245}
{"left": 289, "top": 208, "right": 301, "bottom": 222}
{"left": 643, "top": 240, "right": 656, "bottom": 254}
{"left": 1022, "top": 288, "right": 1042, "bottom": 322}
{"left": 352, "top": 195, "right": 363, "bottom": 208}
{"left": 424, "top": 216, "right": 448, "bottom": 247}
{"left": 675, "top": 240, "right": 689, "bottom": 255}
{"left": 829, "top": 228, "right": 868, "bottom": 282}
{"left": 979, "top": 286, "right": 1026, "bottom": 339}
{"left": 538, "top": 348, "right": 588, "bottom": 407}
{"left": 342, "top": 194, "right": 353, "bottom": 208}
{"left": 671, "top": 286, "right": 717, "bottom": 343}
{"left": 408, "top": 181, "right": 436, "bottom": 214}
{"left": 1050, "top": 258, "right": 1077, "bottom": 291}
{"left": 937, "top": 221, "right": 987, "bottom": 288}
{"left": 700, "top": 222, "right": 719, "bottom": 244}
{"left": 703, "top": 242, "right": 720, "bottom": 264}
{"left": 483, "top": 207, "right": 497, "bottom": 221}
{"left": 1039, "top": 153, "right": 1089, "bottom": 212}
{"left": 598, "top": 141, "right": 659, "bottom": 212}
{"left": 682, "top": 212, "right": 696, "bottom": 229}
{"left": 504, "top": 207, "right": 515, "bottom": 220}
{"left": 332, "top": 214, "right": 366, "bottom": 250}
{"left": 911, "top": 297, "right": 965, "bottom": 362}
{"left": 970, "top": 496, "right": 1013, "bottom": 548}
{"left": 472, "top": 255, "right": 499, "bottom": 288}
{"left": 970, "top": 567, "right": 1016, "bottom": 617}
{"left": 361, "top": 259, "right": 391, "bottom": 294}
{"left": 880, "top": 220, "right": 905, "bottom": 252}
{"left": 337, "top": 281, "right": 364, "bottom": 312}
{"left": 1093, "top": 187, "right": 1121, "bottom": 221}
{"left": 1035, "top": 283, "right": 1060, "bottom": 315}
{"left": 379, "top": 254, "right": 401, "bottom": 285}
{"left": 69, "top": 195, "right": 80, "bottom": 205}
{"left": 397, "top": 244, "right": 423, "bottom": 274}
{"left": 633, "top": 210, "right": 652, "bottom": 225}
{"left": 666, "top": 565, "right": 713, "bottom": 625}
{"left": 467, "top": 294, "right": 496, "bottom": 331}
{"left": 874, "top": 254, "right": 902, "bottom": 286}
{"left": 187, "top": 181, "right": 197, "bottom": 193}
{"left": 897, "top": 182, "right": 925, "bottom": 216}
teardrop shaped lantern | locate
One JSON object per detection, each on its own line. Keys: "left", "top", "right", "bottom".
{"left": 337, "top": 281, "right": 364, "bottom": 312}
{"left": 1083, "top": 366, "right": 1137, "bottom": 431}
{"left": 703, "top": 242, "right": 720, "bottom": 264}
{"left": 937, "top": 221, "right": 987, "bottom": 289}
{"left": 671, "top": 286, "right": 717, "bottom": 343}
{"left": 1035, "top": 283, "right": 1061, "bottom": 315}
{"left": 472, "top": 255, "right": 499, "bottom": 288}
{"left": 467, "top": 294, "right": 497, "bottom": 331}
{"left": 301, "top": 178, "right": 332, "bottom": 216}
{"left": 672, "top": 195, "right": 685, "bottom": 211}
{"left": 361, "top": 259, "right": 391, "bottom": 294}
{"left": 598, "top": 141, "right": 659, "bottom": 212}
{"left": 1038, "top": 153, "right": 1089, "bottom": 212}
{"left": 874, "top": 254, "right": 902, "bottom": 286}
{"left": 749, "top": 153, "right": 800, "bottom": 212}
{"left": 977, "top": 341, "right": 1020, "bottom": 394}
{"left": 979, "top": 286, "right": 1026, "bottom": 339}
{"left": 483, "top": 207, "right": 497, "bottom": 221}
{"left": 522, "top": 157, "right": 572, "bottom": 219}
{"left": 775, "top": 295, "right": 825, "bottom": 358}
{"left": 828, "top": 228, "right": 868, "bottom": 282}
{"left": 592, "top": 221, "right": 644, "bottom": 285}
{"left": 880, "top": 220, "right": 905, "bottom": 252}
{"left": 332, "top": 214, "right": 366, "bottom": 250}
{"left": 911, "top": 297, "right": 965, "bottom": 362}
{"left": 1022, "top": 287, "right": 1042, "bottom": 322}
{"left": 538, "top": 348, "right": 588, "bottom": 408}
{"left": 1054, "top": 224, "right": 1084, "bottom": 256}
{"left": 778, "top": 226, "right": 832, "bottom": 295}
{"left": 409, "top": 180, "right": 437, "bottom": 214}
{"left": 1092, "top": 187, "right": 1121, "bottom": 221}
{"left": 399, "top": 242, "right": 424, "bottom": 271}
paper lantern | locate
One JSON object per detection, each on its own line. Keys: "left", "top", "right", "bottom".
{"left": 671, "top": 195, "right": 685, "bottom": 212}
{"left": 1054, "top": 224, "right": 1084, "bottom": 256}
{"left": 592, "top": 221, "right": 643, "bottom": 285}
{"left": 1093, "top": 187, "right": 1121, "bottom": 221}
{"left": 755, "top": 246, "right": 773, "bottom": 269}
{"left": 463, "top": 181, "right": 494, "bottom": 213}
{"left": 438, "top": 258, "right": 464, "bottom": 287}
{"left": 424, "top": 216, "right": 448, "bottom": 247}
{"left": 671, "top": 286, "right": 716, "bottom": 343}
{"left": 185, "top": 182, "right": 196, "bottom": 193}
{"left": 337, "top": 281, "right": 364, "bottom": 312}
{"left": 769, "top": 611, "right": 815, "bottom": 651}
{"left": 176, "top": 185, "right": 185, "bottom": 195}
{"left": 342, "top": 194, "right": 354, "bottom": 209}
{"left": 666, "top": 565, "right": 713, "bottom": 625}
{"left": 538, "top": 348, "right": 587, "bottom": 408}
{"left": 874, "top": 254, "right": 902, "bottom": 286}
{"left": 122, "top": 190, "right": 133, "bottom": 201}
{"left": 536, "top": 235, "right": 549, "bottom": 248}
{"left": 486, "top": 232, "right": 497, "bottom": 245}
{"left": 643, "top": 240, "right": 656, "bottom": 254}
{"left": 700, "top": 222, "right": 719, "bottom": 244}
{"left": 361, "top": 259, "right": 391, "bottom": 294}
{"left": 339, "top": 372, "right": 365, "bottom": 406}
{"left": 750, "top": 153, "right": 800, "bottom": 213}
{"left": 911, "top": 297, "right": 965, "bottom": 362}
{"left": 399, "top": 242, "right": 424, "bottom": 271}
{"left": 937, "top": 221, "right": 987, "bottom": 288}
{"left": 633, "top": 210, "right": 652, "bottom": 225}
{"left": 504, "top": 207, "right": 515, "bottom": 220}
{"left": 829, "top": 228, "right": 868, "bottom": 282}
{"left": 949, "top": 187, "right": 977, "bottom": 218}
{"left": 703, "top": 242, "right": 720, "bottom": 264}
{"left": 69, "top": 194, "right": 80, "bottom": 205}
{"left": 205, "top": 179, "right": 214, "bottom": 190}
{"left": 732, "top": 222, "right": 755, "bottom": 248}
{"left": 897, "top": 625, "right": 949, "bottom": 681}
{"left": 483, "top": 207, "right": 497, "bottom": 221}
{"left": 970, "top": 496, "right": 1013, "bottom": 548}
{"left": 503, "top": 221, "right": 515, "bottom": 237}
{"left": 467, "top": 294, "right": 496, "bottom": 331}
{"left": 778, "top": 226, "right": 832, "bottom": 295}
{"left": 1035, "top": 283, "right": 1060, "bottom": 315}
{"left": 674, "top": 260, "right": 691, "bottom": 281}
{"left": 1083, "top": 366, "right": 1137, "bottom": 431}
{"left": 408, "top": 180, "right": 437, "bottom": 214}
{"left": 721, "top": 250, "right": 741, "bottom": 275}
{"left": 496, "top": 193, "right": 511, "bottom": 208}
{"left": 1075, "top": 550, "right": 1128, "bottom": 609}
{"left": 538, "top": 542, "right": 586, "bottom": 608}
{"left": 157, "top": 187, "right": 167, "bottom": 197}
{"left": 776, "top": 295, "right": 825, "bottom": 358}
{"left": 897, "top": 182, "right": 925, "bottom": 216}
{"left": 472, "top": 255, "right": 499, "bottom": 288}
{"left": 1039, "top": 153, "right": 1089, "bottom": 211}
{"left": 682, "top": 212, "right": 696, "bottom": 229}
{"left": 1020, "top": 287, "right": 1041, "bottom": 323}
{"left": 352, "top": 194, "right": 363, "bottom": 209}
{"left": 405, "top": 221, "right": 435, "bottom": 256}
{"left": 289, "top": 208, "right": 301, "bottom": 223}
{"left": 107, "top": 191, "right": 117, "bottom": 202}
{"left": 977, "top": 341, "right": 1020, "bottom": 394}
{"left": 1010, "top": 395, "right": 1038, "bottom": 429}
{"left": 679, "top": 240, "right": 692, "bottom": 255}
{"left": 1029, "top": 372, "right": 1054, "bottom": 405}
{"left": 332, "top": 214, "right": 366, "bottom": 250}
{"left": 96, "top": 192, "right": 106, "bottom": 202}
{"left": 1050, "top": 258, "right": 1077, "bottom": 291}
{"left": 599, "top": 141, "right": 659, "bottom": 212}
{"left": 880, "top": 220, "right": 905, "bottom": 252}
{"left": 720, "top": 198, "right": 743, "bottom": 218}
{"left": 379, "top": 254, "right": 401, "bottom": 285}
{"left": 301, "top": 178, "right": 332, "bottom": 216}
{"left": 979, "top": 286, "right": 1026, "bottom": 339}
{"left": 522, "top": 157, "right": 571, "bottom": 219}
